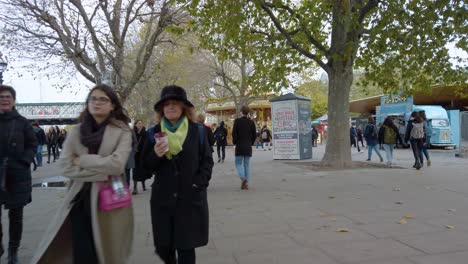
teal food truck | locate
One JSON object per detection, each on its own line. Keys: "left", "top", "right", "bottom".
{"left": 376, "top": 95, "right": 458, "bottom": 149}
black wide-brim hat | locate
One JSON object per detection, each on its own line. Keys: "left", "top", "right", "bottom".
{"left": 154, "top": 85, "right": 194, "bottom": 111}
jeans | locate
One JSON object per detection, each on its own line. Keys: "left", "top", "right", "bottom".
{"left": 411, "top": 139, "right": 424, "bottom": 166}
{"left": 36, "top": 145, "right": 43, "bottom": 166}
{"left": 419, "top": 136, "right": 430, "bottom": 162}
{"left": 217, "top": 144, "right": 225, "bottom": 161}
{"left": 235, "top": 156, "right": 251, "bottom": 183}
{"left": 256, "top": 140, "right": 263, "bottom": 150}
{"left": 0, "top": 206, "right": 24, "bottom": 252}
{"left": 156, "top": 247, "right": 196, "bottom": 264}
{"left": 367, "top": 144, "right": 383, "bottom": 160}
{"left": 383, "top": 144, "right": 395, "bottom": 163}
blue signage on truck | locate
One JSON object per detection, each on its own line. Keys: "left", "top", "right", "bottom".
{"left": 377, "top": 94, "right": 456, "bottom": 148}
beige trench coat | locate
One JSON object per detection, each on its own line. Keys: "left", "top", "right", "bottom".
{"left": 31, "top": 121, "right": 134, "bottom": 264}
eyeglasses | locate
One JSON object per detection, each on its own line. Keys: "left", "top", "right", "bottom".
{"left": 0, "top": 95, "right": 13, "bottom": 100}
{"left": 89, "top": 96, "right": 111, "bottom": 104}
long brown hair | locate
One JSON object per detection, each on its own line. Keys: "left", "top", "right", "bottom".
{"left": 79, "top": 84, "right": 131, "bottom": 126}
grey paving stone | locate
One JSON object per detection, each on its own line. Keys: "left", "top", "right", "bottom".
{"left": 410, "top": 251, "right": 468, "bottom": 264}
{"left": 317, "top": 238, "right": 423, "bottom": 264}
{"left": 396, "top": 230, "right": 468, "bottom": 254}
{"left": 234, "top": 248, "right": 339, "bottom": 264}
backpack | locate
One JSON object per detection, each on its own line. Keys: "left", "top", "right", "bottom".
{"left": 383, "top": 126, "right": 396, "bottom": 144}
{"left": 214, "top": 129, "right": 225, "bottom": 141}
{"left": 410, "top": 122, "right": 425, "bottom": 139}
{"left": 262, "top": 130, "right": 268, "bottom": 139}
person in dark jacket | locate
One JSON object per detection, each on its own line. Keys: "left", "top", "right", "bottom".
{"left": 405, "top": 112, "right": 425, "bottom": 170}
{"left": 232, "top": 106, "right": 256, "bottom": 190}
{"left": 418, "top": 110, "right": 431, "bottom": 166}
{"left": 260, "top": 125, "right": 272, "bottom": 151}
{"left": 350, "top": 124, "right": 361, "bottom": 152}
{"left": 356, "top": 126, "right": 365, "bottom": 147}
{"left": 196, "top": 113, "right": 215, "bottom": 151}
{"left": 213, "top": 121, "right": 228, "bottom": 162}
{"left": 378, "top": 117, "right": 404, "bottom": 166}
{"left": 142, "top": 85, "right": 213, "bottom": 264}
{"left": 132, "top": 120, "right": 151, "bottom": 194}
{"left": 46, "top": 126, "right": 58, "bottom": 163}
{"left": 0, "top": 85, "right": 38, "bottom": 263}
{"left": 364, "top": 116, "right": 383, "bottom": 162}
{"left": 32, "top": 122, "right": 46, "bottom": 167}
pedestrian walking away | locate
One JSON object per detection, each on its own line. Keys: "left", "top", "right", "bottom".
{"left": 350, "top": 123, "right": 361, "bottom": 152}
{"left": 232, "top": 106, "right": 257, "bottom": 190}
{"left": 356, "top": 126, "right": 365, "bottom": 147}
{"left": 378, "top": 117, "right": 404, "bottom": 166}
{"left": 311, "top": 125, "right": 318, "bottom": 147}
{"left": 32, "top": 122, "right": 46, "bottom": 167}
{"left": 131, "top": 120, "right": 151, "bottom": 194}
{"left": 0, "top": 85, "right": 38, "bottom": 264}
{"left": 418, "top": 110, "right": 432, "bottom": 166}
{"left": 31, "top": 84, "right": 134, "bottom": 264}
{"left": 214, "top": 121, "right": 228, "bottom": 162}
{"left": 405, "top": 111, "right": 425, "bottom": 170}
{"left": 364, "top": 116, "right": 383, "bottom": 162}
{"left": 126, "top": 129, "right": 138, "bottom": 193}
{"left": 142, "top": 85, "right": 214, "bottom": 264}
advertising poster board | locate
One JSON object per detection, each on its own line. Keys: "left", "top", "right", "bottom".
{"left": 270, "top": 93, "right": 312, "bottom": 160}
{"left": 272, "top": 100, "right": 299, "bottom": 159}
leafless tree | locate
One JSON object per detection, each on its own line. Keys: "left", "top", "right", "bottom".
{"left": 0, "top": 0, "right": 190, "bottom": 102}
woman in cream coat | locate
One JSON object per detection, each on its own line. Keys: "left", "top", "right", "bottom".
{"left": 31, "top": 84, "right": 134, "bottom": 264}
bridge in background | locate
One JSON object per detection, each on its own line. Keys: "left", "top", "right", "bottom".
{"left": 16, "top": 102, "right": 85, "bottom": 125}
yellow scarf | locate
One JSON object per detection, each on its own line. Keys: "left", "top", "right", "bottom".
{"left": 161, "top": 116, "right": 188, "bottom": 160}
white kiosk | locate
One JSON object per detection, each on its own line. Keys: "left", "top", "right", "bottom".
{"left": 270, "top": 93, "right": 312, "bottom": 160}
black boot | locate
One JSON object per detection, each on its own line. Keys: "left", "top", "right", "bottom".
{"left": 142, "top": 181, "right": 146, "bottom": 191}
{"left": 7, "top": 248, "right": 19, "bottom": 264}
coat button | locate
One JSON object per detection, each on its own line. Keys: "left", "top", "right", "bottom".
{"left": 173, "top": 193, "right": 178, "bottom": 198}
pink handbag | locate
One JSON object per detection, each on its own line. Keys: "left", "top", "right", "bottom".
{"left": 98, "top": 176, "right": 132, "bottom": 211}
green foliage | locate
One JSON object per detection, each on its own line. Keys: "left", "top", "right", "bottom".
{"left": 294, "top": 79, "right": 328, "bottom": 118}
{"left": 184, "top": 1, "right": 313, "bottom": 96}
{"left": 356, "top": 0, "right": 467, "bottom": 94}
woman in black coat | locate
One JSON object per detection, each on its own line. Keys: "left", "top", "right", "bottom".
{"left": 0, "top": 85, "right": 38, "bottom": 262}
{"left": 132, "top": 120, "right": 151, "bottom": 194}
{"left": 142, "top": 85, "right": 213, "bottom": 264}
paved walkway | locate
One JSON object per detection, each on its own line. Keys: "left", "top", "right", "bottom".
{"left": 5, "top": 145, "right": 468, "bottom": 263}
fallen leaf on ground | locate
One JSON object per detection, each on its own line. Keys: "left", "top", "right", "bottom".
{"left": 336, "top": 228, "right": 350, "bottom": 232}
{"left": 445, "top": 225, "right": 455, "bottom": 229}
{"left": 328, "top": 196, "right": 336, "bottom": 199}
{"left": 395, "top": 201, "right": 405, "bottom": 205}
{"left": 398, "top": 219, "right": 408, "bottom": 224}
{"left": 404, "top": 214, "right": 414, "bottom": 219}
{"left": 320, "top": 213, "right": 330, "bottom": 217}
{"left": 330, "top": 218, "right": 337, "bottom": 222}
{"left": 448, "top": 209, "right": 456, "bottom": 212}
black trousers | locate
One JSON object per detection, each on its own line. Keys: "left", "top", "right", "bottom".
{"left": 410, "top": 139, "right": 424, "bottom": 166}
{"left": 47, "top": 144, "right": 57, "bottom": 162}
{"left": 0, "top": 206, "right": 23, "bottom": 252}
{"left": 156, "top": 247, "right": 196, "bottom": 264}
{"left": 217, "top": 144, "right": 225, "bottom": 161}
{"left": 70, "top": 184, "right": 98, "bottom": 263}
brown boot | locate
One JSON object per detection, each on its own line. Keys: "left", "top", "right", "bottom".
{"left": 241, "top": 179, "right": 247, "bottom": 190}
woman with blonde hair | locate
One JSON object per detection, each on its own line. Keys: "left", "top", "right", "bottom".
{"left": 32, "top": 84, "right": 134, "bottom": 263}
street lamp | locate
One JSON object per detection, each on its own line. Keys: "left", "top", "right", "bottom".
{"left": 0, "top": 52, "right": 7, "bottom": 84}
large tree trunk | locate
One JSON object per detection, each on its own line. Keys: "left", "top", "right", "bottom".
{"left": 321, "top": 65, "right": 354, "bottom": 168}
